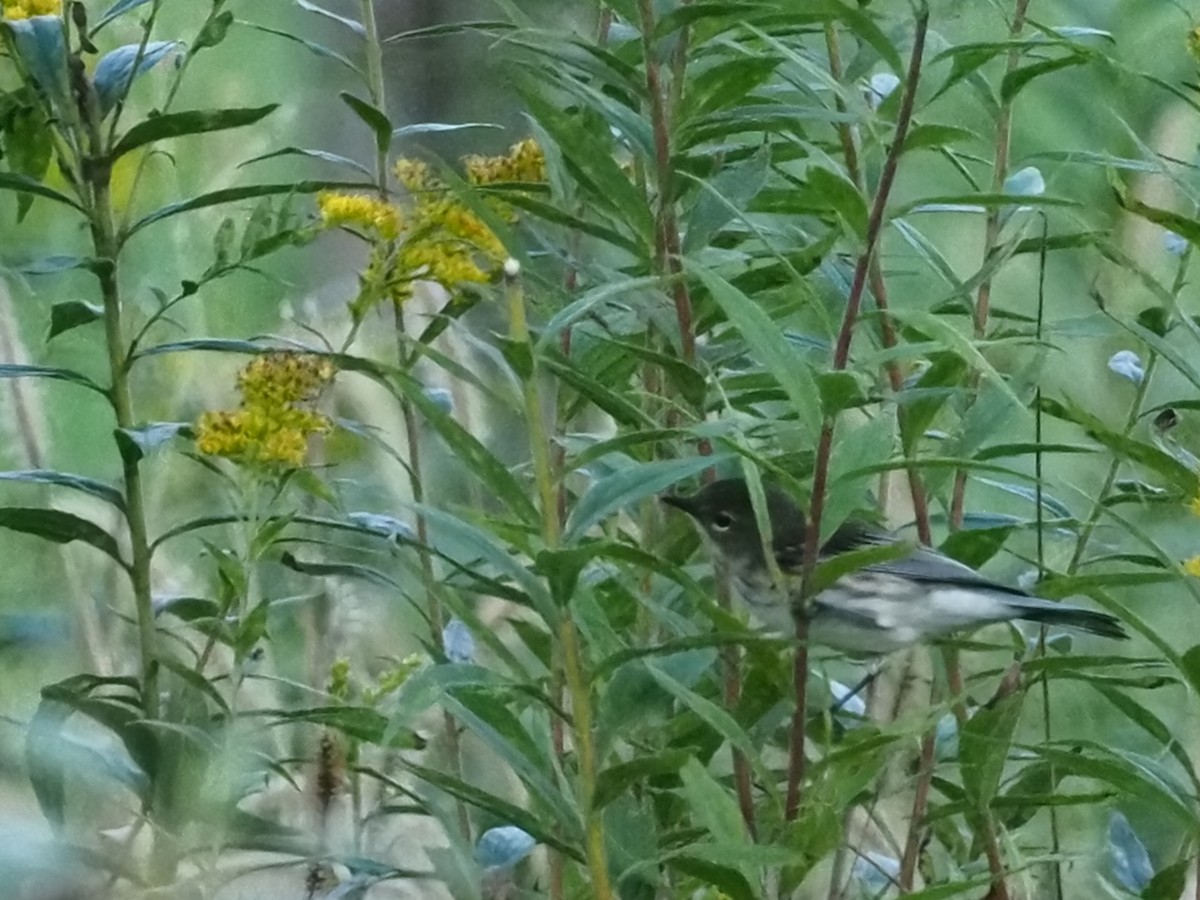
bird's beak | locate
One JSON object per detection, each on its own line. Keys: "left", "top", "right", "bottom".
{"left": 659, "top": 493, "right": 695, "bottom": 515}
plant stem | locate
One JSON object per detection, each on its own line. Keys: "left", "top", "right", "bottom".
{"left": 949, "top": 0, "right": 1032, "bottom": 530}
{"left": 506, "top": 266, "right": 612, "bottom": 896}
{"left": 898, "top": 731, "right": 936, "bottom": 890}
{"left": 790, "top": 2, "right": 929, "bottom": 823}
{"left": 357, "top": 0, "right": 472, "bottom": 842}
{"left": 636, "top": 0, "right": 694, "bottom": 363}
{"left": 73, "top": 43, "right": 166, "bottom": 881}
{"left": 821, "top": 20, "right": 934, "bottom": 890}
{"left": 360, "top": 0, "right": 390, "bottom": 198}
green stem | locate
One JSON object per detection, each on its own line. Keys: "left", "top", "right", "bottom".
{"left": 1067, "top": 355, "right": 1157, "bottom": 573}
{"left": 73, "top": 44, "right": 167, "bottom": 882}
{"left": 81, "top": 93, "right": 158, "bottom": 728}
{"left": 356, "top": 0, "right": 471, "bottom": 842}
{"left": 949, "top": 0, "right": 1032, "bottom": 530}
{"left": 360, "top": 0, "right": 390, "bottom": 198}
{"left": 505, "top": 265, "right": 612, "bottom": 897}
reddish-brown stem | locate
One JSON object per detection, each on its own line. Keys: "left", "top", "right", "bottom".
{"left": 637, "top": 0, "right": 695, "bottom": 362}
{"left": 787, "top": 5, "right": 930, "bottom": 823}
{"left": 898, "top": 731, "right": 936, "bottom": 888}
{"left": 783, "top": 616, "right": 810, "bottom": 820}
{"left": 823, "top": 21, "right": 933, "bottom": 546}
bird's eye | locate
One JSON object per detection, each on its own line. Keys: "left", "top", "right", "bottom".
{"left": 711, "top": 511, "right": 734, "bottom": 532}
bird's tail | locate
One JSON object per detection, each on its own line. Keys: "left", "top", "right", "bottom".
{"left": 1009, "top": 598, "right": 1127, "bottom": 640}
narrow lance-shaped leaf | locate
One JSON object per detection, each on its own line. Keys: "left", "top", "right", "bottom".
{"left": 689, "top": 263, "right": 822, "bottom": 436}
{"left": 0, "top": 507, "right": 129, "bottom": 569}
{"left": 125, "top": 181, "right": 377, "bottom": 238}
{"left": 564, "top": 456, "right": 730, "bottom": 544}
{"left": 112, "top": 105, "right": 279, "bottom": 159}
{"left": 93, "top": 42, "right": 181, "bottom": 117}
{"left": 0, "top": 470, "right": 125, "bottom": 510}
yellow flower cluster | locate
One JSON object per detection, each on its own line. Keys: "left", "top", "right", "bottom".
{"left": 317, "top": 140, "right": 544, "bottom": 311}
{"left": 317, "top": 191, "right": 401, "bottom": 240}
{"left": 463, "top": 137, "right": 547, "bottom": 185}
{"left": 391, "top": 156, "right": 502, "bottom": 301}
{"left": 1, "top": 0, "right": 60, "bottom": 18}
{"left": 195, "top": 353, "right": 335, "bottom": 469}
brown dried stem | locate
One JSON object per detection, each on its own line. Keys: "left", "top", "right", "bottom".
{"left": 787, "top": 2, "right": 930, "bottom": 823}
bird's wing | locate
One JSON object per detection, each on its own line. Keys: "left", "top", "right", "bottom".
{"left": 810, "top": 521, "right": 1030, "bottom": 597}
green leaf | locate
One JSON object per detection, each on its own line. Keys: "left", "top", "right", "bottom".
{"left": 399, "top": 761, "right": 583, "bottom": 860}
{"left": 0, "top": 171, "right": 83, "bottom": 212}
{"left": 564, "top": 456, "right": 728, "bottom": 544}
{"left": 1000, "top": 51, "right": 1092, "bottom": 104}
{"left": 0, "top": 507, "right": 127, "bottom": 569}
{"left": 680, "top": 756, "right": 749, "bottom": 845}
{"left": 645, "top": 661, "right": 771, "bottom": 787}
{"left": 25, "top": 701, "right": 68, "bottom": 829}
{"left": 112, "top": 105, "right": 279, "bottom": 159}
{"left": 887, "top": 309, "right": 1023, "bottom": 408}
{"left": 264, "top": 705, "right": 417, "bottom": 746}
{"left": 902, "top": 124, "right": 979, "bottom": 154}
{"left": 296, "top": 0, "right": 365, "bottom": 36}
{"left": 938, "top": 525, "right": 1015, "bottom": 570}
{"left": 2, "top": 97, "right": 53, "bottom": 221}
{"left": 280, "top": 550, "right": 399, "bottom": 590}
{"left": 46, "top": 300, "right": 103, "bottom": 341}
{"left": 808, "top": 541, "right": 914, "bottom": 597}
{"left": 1143, "top": 860, "right": 1190, "bottom": 900}
{"left": 388, "top": 664, "right": 508, "bottom": 728}
{"left": 90, "top": 0, "right": 154, "bottom": 35}
{"left": 412, "top": 504, "right": 553, "bottom": 619}
{"left": 114, "top": 422, "right": 190, "bottom": 463}
{"left": 392, "top": 121, "right": 501, "bottom": 139}
{"left": 340, "top": 91, "right": 392, "bottom": 157}
{"left": 516, "top": 86, "right": 653, "bottom": 240}
{"left": 1039, "top": 397, "right": 1199, "bottom": 495}
{"left": 92, "top": 42, "right": 180, "bottom": 117}
{"left": 960, "top": 691, "right": 1025, "bottom": 811}
{"left": 683, "top": 144, "right": 771, "bottom": 253}
{"left": 192, "top": 9, "right": 234, "bottom": 51}
{"left": 1029, "top": 743, "right": 1196, "bottom": 827}
{"left": 238, "top": 146, "right": 374, "bottom": 179}
{"left": 594, "top": 749, "right": 691, "bottom": 810}
{"left": 0, "top": 469, "right": 124, "bottom": 510}
{"left": 536, "top": 276, "right": 662, "bottom": 352}
{"left": 126, "top": 180, "right": 376, "bottom": 238}
{"left": 689, "top": 264, "right": 821, "bottom": 438}
{"left": 443, "top": 691, "right": 580, "bottom": 830}
{"left": 807, "top": 166, "right": 868, "bottom": 242}
{"left": 240, "top": 19, "right": 362, "bottom": 77}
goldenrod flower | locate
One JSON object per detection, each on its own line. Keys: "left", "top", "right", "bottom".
{"left": 317, "top": 191, "right": 401, "bottom": 240}
{"left": 385, "top": 139, "right": 545, "bottom": 302}
{"left": 394, "top": 158, "right": 431, "bottom": 192}
{"left": 195, "top": 353, "right": 335, "bottom": 469}
{"left": 1190, "top": 494, "right": 1200, "bottom": 518}
{"left": 1184, "top": 556, "right": 1200, "bottom": 578}
{"left": 0, "top": 0, "right": 60, "bottom": 18}
{"left": 464, "top": 138, "right": 547, "bottom": 185}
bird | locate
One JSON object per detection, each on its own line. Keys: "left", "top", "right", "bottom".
{"left": 661, "top": 478, "right": 1127, "bottom": 654}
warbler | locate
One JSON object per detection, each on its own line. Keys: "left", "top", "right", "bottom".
{"left": 662, "top": 478, "right": 1127, "bottom": 654}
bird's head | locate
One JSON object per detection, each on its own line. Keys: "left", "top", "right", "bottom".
{"left": 660, "top": 478, "right": 805, "bottom": 566}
